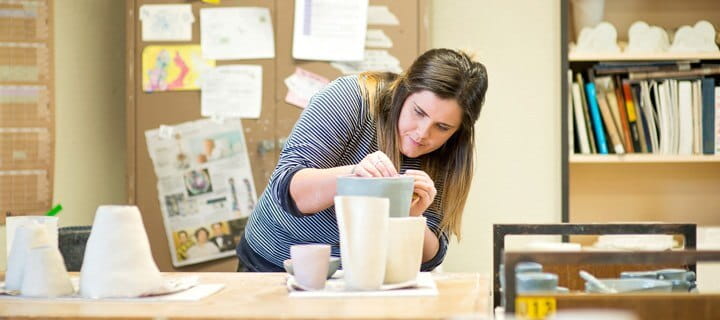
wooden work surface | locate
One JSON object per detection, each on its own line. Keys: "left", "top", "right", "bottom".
{"left": 0, "top": 272, "right": 489, "bottom": 319}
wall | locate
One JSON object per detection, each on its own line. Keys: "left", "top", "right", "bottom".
{"left": 432, "top": 0, "right": 562, "bottom": 275}
{"left": 0, "top": 0, "right": 127, "bottom": 268}
{"left": 1, "top": 0, "right": 561, "bottom": 273}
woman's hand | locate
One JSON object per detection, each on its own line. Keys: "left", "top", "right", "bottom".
{"left": 352, "top": 151, "right": 398, "bottom": 177}
{"left": 404, "top": 170, "right": 437, "bottom": 217}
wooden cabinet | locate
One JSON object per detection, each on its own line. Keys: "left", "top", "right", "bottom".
{"left": 561, "top": 0, "right": 720, "bottom": 225}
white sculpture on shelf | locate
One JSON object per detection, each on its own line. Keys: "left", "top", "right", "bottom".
{"left": 574, "top": 22, "right": 621, "bottom": 54}
{"left": 627, "top": 21, "right": 670, "bottom": 53}
{"left": 79, "top": 205, "right": 164, "bottom": 298}
{"left": 670, "top": 20, "right": 719, "bottom": 53}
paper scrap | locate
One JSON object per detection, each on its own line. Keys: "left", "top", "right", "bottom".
{"left": 330, "top": 49, "right": 401, "bottom": 75}
{"left": 365, "top": 29, "right": 393, "bottom": 48}
{"left": 284, "top": 67, "right": 330, "bottom": 109}
{"left": 202, "top": 65, "right": 263, "bottom": 119}
{"left": 142, "top": 45, "right": 215, "bottom": 92}
{"left": 140, "top": 4, "right": 194, "bottom": 41}
{"left": 367, "top": 5, "right": 399, "bottom": 26}
{"left": 200, "top": 7, "right": 275, "bottom": 60}
{"left": 292, "top": 0, "right": 368, "bottom": 61}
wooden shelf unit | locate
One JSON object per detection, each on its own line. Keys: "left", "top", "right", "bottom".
{"left": 561, "top": 0, "right": 720, "bottom": 225}
{"left": 570, "top": 154, "right": 720, "bottom": 163}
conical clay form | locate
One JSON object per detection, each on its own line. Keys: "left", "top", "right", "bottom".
{"left": 80, "top": 205, "right": 163, "bottom": 298}
{"left": 5, "top": 223, "right": 39, "bottom": 291}
{"left": 20, "top": 229, "right": 74, "bottom": 297}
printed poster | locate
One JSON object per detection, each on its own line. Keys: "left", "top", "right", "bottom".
{"left": 145, "top": 119, "right": 257, "bottom": 267}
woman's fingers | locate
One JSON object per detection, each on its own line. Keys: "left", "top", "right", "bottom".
{"left": 355, "top": 151, "right": 398, "bottom": 177}
{"left": 374, "top": 152, "right": 398, "bottom": 176}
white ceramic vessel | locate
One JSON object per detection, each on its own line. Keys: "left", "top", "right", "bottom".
{"left": 335, "top": 196, "right": 389, "bottom": 291}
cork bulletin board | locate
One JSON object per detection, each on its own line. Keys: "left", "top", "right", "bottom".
{"left": 0, "top": 0, "right": 54, "bottom": 223}
{"left": 126, "top": 0, "right": 429, "bottom": 271}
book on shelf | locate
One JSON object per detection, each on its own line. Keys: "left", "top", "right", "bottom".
{"left": 613, "top": 75, "right": 634, "bottom": 152}
{"left": 716, "top": 87, "right": 720, "bottom": 154}
{"left": 678, "top": 81, "right": 694, "bottom": 155}
{"left": 595, "top": 85, "right": 625, "bottom": 154}
{"left": 629, "top": 66, "right": 720, "bottom": 81}
{"left": 692, "top": 80, "right": 702, "bottom": 155}
{"left": 571, "top": 82, "right": 591, "bottom": 154}
{"left": 570, "top": 63, "right": 720, "bottom": 157}
{"left": 622, "top": 81, "right": 644, "bottom": 152}
{"left": 593, "top": 61, "right": 692, "bottom": 75}
{"left": 701, "top": 78, "right": 716, "bottom": 155}
{"left": 585, "top": 82, "right": 610, "bottom": 154}
{"left": 638, "top": 81, "right": 660, "bottom": 152}
{"left": 576, "top": 73, "right": 597, "bottom": 153}
{"left": 632, "top": 83, "right": 651, "bottom": 154}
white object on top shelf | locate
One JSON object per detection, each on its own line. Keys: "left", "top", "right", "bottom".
{"left": 627, "top": 21, "right": 670, "bottom": 54}
{"left": 669, "top": 20, "right": 719, "bottom": 53}
{"left": 574, "top": 22, "right": 621, "bottom": 54}
{"left": 592, "top": 234, "right": 677, "bottom": 251}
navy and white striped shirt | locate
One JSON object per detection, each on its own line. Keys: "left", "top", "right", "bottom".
{"left": 240, "top": 75, "right": 448, "bottom": 271}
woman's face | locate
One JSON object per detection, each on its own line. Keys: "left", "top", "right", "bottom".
{"left": 397, "top": 90, "right": 462, "bottom": 158}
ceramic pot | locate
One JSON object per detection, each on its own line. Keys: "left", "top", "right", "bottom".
{"left": 336, "top": 176, "right": 413, "bottom": 217}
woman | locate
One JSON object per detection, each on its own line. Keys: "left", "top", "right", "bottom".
{"left": 237, "top": 48, "right": 488, "bottom": 272}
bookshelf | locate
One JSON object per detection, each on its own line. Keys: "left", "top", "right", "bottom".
{"left": 561, "top": 0, "right": 720, "bottom": 225}
{"left": 571, "top": 154, "right": 720, "bottom": 163}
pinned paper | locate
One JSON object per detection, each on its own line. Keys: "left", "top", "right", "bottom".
{"left": 142, "top": 45, "right": 215, "bottom": 92}
{"left": 284, "top": 67, "right": 330, "bottom": 108}
{"left": 140, "top": 4, "right": 194, "bottom": 41}
{"left": 201, "top": 65, "right": 263, "bottom": 119}
{"left": 367, "top": 5, "right": 399, "bottom": 26}
{"left": 145, "top": 119, "right": 257, "bottom": 267}
{"left": 158, "top": 125, "right": 176, "bottom": 139}
{"left": 330, "top": 50, "right": 401, "bottom": 75}
{"left": 365, "top": 29, "right": 393, "bottom": 48}
{"left": 292, "top": 0, "right": 368, "bottom": 61}
{"left": 200, "top": 7, "right": 275, "bottom": 60}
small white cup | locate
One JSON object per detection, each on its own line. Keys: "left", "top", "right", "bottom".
{"left": 6, "top": 216, "right": 58, "bottom": 260}
{"left": 291, "top": 244, "right": 331, "bottom": 290}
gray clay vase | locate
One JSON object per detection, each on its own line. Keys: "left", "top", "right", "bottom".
{"left": 336, "top": 176, "right": 414, "bottom": 217}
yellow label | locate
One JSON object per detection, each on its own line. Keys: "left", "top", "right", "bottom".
{"left": 515, "top": 296, "right": 556, "bottom": 319}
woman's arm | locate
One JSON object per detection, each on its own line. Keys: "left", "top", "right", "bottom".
{"left": 290, "top": 150, "right": 398, "bottom": 214}
{"left": 422, "top": 226, "right": 440, "bottom": 263}
{"left": 290, "top": 165, "right": 354, "bottom": 214}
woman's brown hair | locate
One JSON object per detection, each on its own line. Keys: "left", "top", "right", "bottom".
{"left": 358, "top": 48, "right": 488, "bottom": 240}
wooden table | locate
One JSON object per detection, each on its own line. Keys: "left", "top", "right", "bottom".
{"left": 0, "top": 272, "right": 489, "bottom": 319}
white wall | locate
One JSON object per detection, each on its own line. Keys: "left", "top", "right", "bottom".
{"left": 1, "top": 1, "right": 560, "bottom": 273}
{"left": 0, "top": 0, "right": 127, "bottom": 269}
{"left": 432, "top": 0, "right": 562, "bottom": 274}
